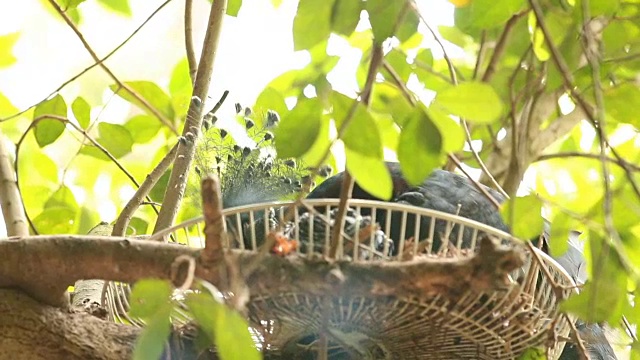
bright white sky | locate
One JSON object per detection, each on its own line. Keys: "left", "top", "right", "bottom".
{"left": 0, "top": 0, "right": 556, "bottom": 228}
{"left": 0, "top": 0, "right": 455, "bottom": 111}
{"left": 0, "top": 0, "right": 465, "bottom": 223}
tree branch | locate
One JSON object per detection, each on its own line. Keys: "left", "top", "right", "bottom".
{"left": 153, "top": 0, "right": 228, "bottom": 234}
{"left": 112, "top": 144, "right": 178, "bottom": 236}
{"left": 481, "top": 13, "right": 524, "bottom": 82}
{"left": 0, "top": 136, "right": 28, "bottom": 237}
{"left": 0, "top": 235, "right": 524, "bottom": 308}
{"left": 184, "top": 0, "right": 198, "bottom": 83}
{"left": 535, "top": 152, "right": 640, "bottom": 172}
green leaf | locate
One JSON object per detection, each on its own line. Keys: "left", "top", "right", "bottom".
{"left": 586, "top": 0, "right": 620, "bottom": 16}
{"left": 438, "top": 26, "right": 474, "bottom": 49}
{"left": 332, "top": 91, "right": 382, "bottom": 158}
{"left": 124, "top": 115, "right": 162, "bottom": 144}
{"left": 0, "top": 32, "right": 20, "bottom": 68}
{"left": 396, "top": 7, "right": 418, "bottom": 42}
{"left": 169, "top": 58, "right": 193, "bottom": 117}
{"left": 602, "top": 20, "right": 640, "bottom": 58}
{"left": 500, "top": 195, "right": 544, "bottom": 240}
{"left": 274, "top": 98, "right": 322, "bottom": 158}
{"left": 150, "top": 171, "right": 171, "bottom": 203}
{"left": 561, "top": 236, "right": 626, "bottom": 324}
{"left": 383, "top": 49, "right": 412, "bottom": 84}
{"left": 455, "top": 0, "right": 526, "bottom": 30}
{"left": 110, "top": 81, "right": 175, "bottom": 120}
{"left": 128, "top": 217, "right": 149, "bottom": 236}
{"left": 301, "top": 117, "right": 333, "bottom": 166}
{"left": 96, "top": 0, "right": 132, "bottom": 16}
{"left": 331, "top": 0, "right": 361, "bottom": 36}
{"left": 59, "top": 0, "right": 86, "bottom": 8}
{"left": 45, "top": 185, "right": 79, "bottom": 211}
{"left": 346, "top": 149, "right": 392, "bottom": 200}
{"left": 530, "top": 9, "right": 576, "bottom": 63}
{"left": 366, "top": 0, "right": 406, "bottom": 43}
{"left": 227, "top": 0, "right": 242, "bottom": 16}
{"left": 0, "top": 92, "right": 18, "bottom": 117}
{"left": 132, "top": 307, "right": 171, "bottom": 360}
{"left": 186, "top": 293, "right": 261, "bottom": 360}
{"left": 397, "top": 107, "right": 444, "bottom": 185}
{"left": 293, "top": 0, "right": 334, "bottom": 50}
{"left": 18, "top": 144, "right": 58, "bottom": 186}
{"left": 427, "top": 107, "right": 465, "bottom": 153}
{"left": 33, "top": 94, "right": 67, "bottom": 147}
{"left": 434, "top": 82, "right": 504, "bottom": 124}
{"left": 375, "top": 114, "right": 400, "bottom": 151}
{"left": 38, "top": 0, "right": 82, "bottom": 23}
{"left": 517, "top": 347, "right": 546, "bottom": 360}
{"left": 369, "top": 82, "right": 413, "bottom": 127}
{"left": 255, "top": 87, "right": 289, "bottom": 120}
{"left": 547, "top": 212, "right": 574, "bottom": 257}
{"left": 33, "top": 207, "right": 76, "bottom": 234}
{"left": 71, "top": 97, "right": 91, "bottom": 129}
{"left": 97, "top": 122, "right": 134, "bottom": 158}
{"left": 604, "top": 83, "right": 640, "bottom": 127}
{"left": 129, "top": 279, "right": 173, "bottom": 320}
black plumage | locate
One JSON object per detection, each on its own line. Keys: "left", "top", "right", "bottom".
{"left": 551, "top": 230, "right": 617, "bottom": 360}
{"left": 308, "top": 162, "right": 615, "bottom": 359}
{"left": 306, "top": 162, "right": 508, "bottom": 253}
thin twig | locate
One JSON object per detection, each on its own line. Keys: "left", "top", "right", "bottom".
{"left": 0, "top": 0, "right": 174, "bottom": 123}
{"left": 112, "top": 144, "right": 179, "bottom": 236}
{"left": 448, "top": 154, "right": 502, "bottom": 209}
{"left": 481, "top": 14, "right": 524, "bottom": 82}
{"left": 153, "top": 0, "right": 228, "bottom": 233}
{"left": 472, "top": 31, "right": 487, "bottom": 80}
{"left": 535, "top": 152, "right": 640, "bottom": 172}
{"left": 47, "top": 0, "right": 178, "bottom": 134}
{"left": 461, "top": 120, "right": 509, "bottom": 199}
{"left": 184, "top": 0, "right": 198, "bottom": 83}
{"left": 328, "top": 42, "right": 384, "bottom": 260}
{"left": 382, "top": 60, "right": 417, "bottom": 106}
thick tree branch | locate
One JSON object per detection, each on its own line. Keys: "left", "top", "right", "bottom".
{"left": 154, "top": 0, "right": 228, "bottom": 234}
{"left": 0, "top": 235, "right": 524, "bottom": 307}
{"left": 0, "top": 289, "right": 138, "bottom": 360}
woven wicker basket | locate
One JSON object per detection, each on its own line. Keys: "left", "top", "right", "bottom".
{"left": 143, "top": 199, "right": 575, "bottom": 359}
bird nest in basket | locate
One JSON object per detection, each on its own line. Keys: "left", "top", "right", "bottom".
{"left": 144, "top": 198, "right": 576, "bottom": 360}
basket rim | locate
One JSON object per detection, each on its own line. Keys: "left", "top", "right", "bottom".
{"left": 148, "top": 199, "right": 578, "bottom": 289}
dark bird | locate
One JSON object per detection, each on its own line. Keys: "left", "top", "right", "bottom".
{"left": 306, "top": 162, "right": 509, "bottom": 253}
{"left": 547, "top": 229, "right": 617, "bottom": 360}
{"left": 199, "top": 119, "right": 615, "bottom": 359}
{"left": 308, "top": 162, "right": 616, "bottom": 359}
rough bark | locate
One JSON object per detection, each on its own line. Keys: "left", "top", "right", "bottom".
{"left": 0, "top": 289, "right": 137, "bottom": 360}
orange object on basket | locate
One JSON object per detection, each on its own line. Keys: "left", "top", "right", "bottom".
{"left": 271, "top": 232, "right": 298, "bottom": 256}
